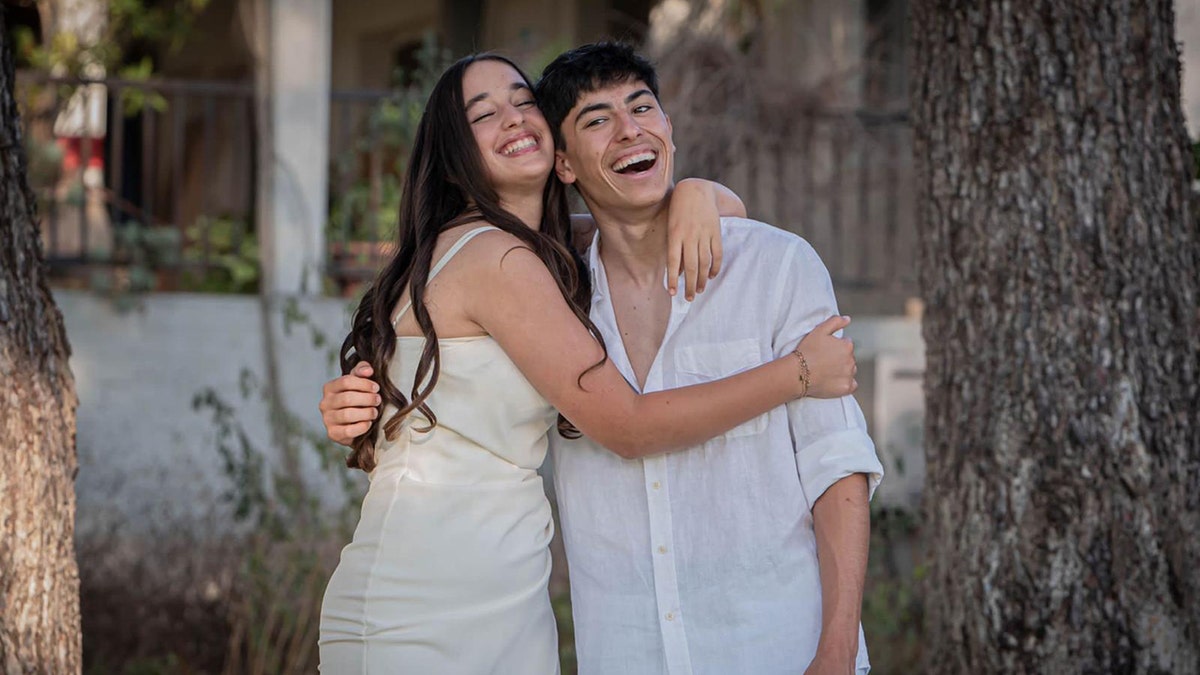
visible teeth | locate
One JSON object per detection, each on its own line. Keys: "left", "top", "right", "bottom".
{"left": 502, "top": 137, "right": 537, "bottom": 155}
{"left": 612, "top": 151, "right": 656, "bottom": 172}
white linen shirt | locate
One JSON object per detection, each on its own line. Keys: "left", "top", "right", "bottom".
{"left": 549, "top": 217, "right": 884, "bottom": 675}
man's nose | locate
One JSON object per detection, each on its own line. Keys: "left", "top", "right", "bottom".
{"left": 615, "top": 111, "right": 642, "bottom": 141}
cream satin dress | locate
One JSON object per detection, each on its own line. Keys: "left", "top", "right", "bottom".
{"left": 319, "top": 226, "right": 561, "bottom": 674}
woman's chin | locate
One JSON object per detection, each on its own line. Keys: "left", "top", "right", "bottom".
{"left": 494, "top": 167, "right": 553, "bottom": 193}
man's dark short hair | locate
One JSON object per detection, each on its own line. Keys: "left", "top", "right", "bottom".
{"left": 534, "top": 42, "right": 660, "bottom": 148}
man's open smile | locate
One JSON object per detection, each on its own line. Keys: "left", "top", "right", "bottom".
{"left": 612, "top": 148, "right": 658, "bottom": 174}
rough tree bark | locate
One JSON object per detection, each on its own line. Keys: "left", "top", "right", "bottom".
{"left": 911, "top": 2, "right": 1200, "bottom": 673}
{"left": 0, "top": 8, "right": 83, "bottom": 675}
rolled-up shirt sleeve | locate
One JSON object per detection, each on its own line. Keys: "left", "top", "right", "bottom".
{"left": 771, "top": 238, "right": 884, "bottom": 510}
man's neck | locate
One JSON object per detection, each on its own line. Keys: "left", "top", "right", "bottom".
{"left": 589, "top": 198, "right": 674, "bottom": 390}
{"left": 592, "top": 200, "right": 671, "bottom": 287}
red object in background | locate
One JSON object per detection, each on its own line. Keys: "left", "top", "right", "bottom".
{"left": 57, "top": 136, "right": 105, "bottom": 172}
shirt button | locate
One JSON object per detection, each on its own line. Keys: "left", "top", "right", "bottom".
{"left": 665, "top": 612, "right": 675, "bottom": 621}
{"left": 652, "top": 481, "right": 661, "bottom": 490}
{"left": 657, "top": 545, "right": 668, "bottom": 554}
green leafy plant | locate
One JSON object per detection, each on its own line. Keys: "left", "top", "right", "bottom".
{"left": 861, "top": 504, "right": 924, "bottom": 674}
{"left": 88, "top": 220, "right": 181, "bottom": 310}
{"left": 328, "top": 174, "right": 402, "bottom": 243}
{"left": 114, "top": 57, "right": 169, "bottom": 116}
{"left": 181, "top": 216, "right": 260, "bottom": 294}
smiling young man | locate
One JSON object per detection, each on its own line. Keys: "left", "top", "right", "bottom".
{"left": 527, "top": 43, "right": 883, "bottom": 675}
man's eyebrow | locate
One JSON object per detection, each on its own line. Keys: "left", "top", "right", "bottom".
{"left": 626, "top": 89, "right": 653, "bottom": 104}
{"left": 573, "top": 101, "right": 613, "bottom": 124}
{"left": 573, "top": 89, "right": 656, "bottom": 123}
{"left": 465, "top": 82, "right": 531, "bottom": 110}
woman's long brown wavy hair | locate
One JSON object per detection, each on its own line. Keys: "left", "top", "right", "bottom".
{"left": 341, "top": 54, "right": 605, "bottom": 472}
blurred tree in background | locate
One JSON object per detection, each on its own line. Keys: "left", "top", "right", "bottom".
{"left": 912, "top": 1, "right": 1200, "bottom": 672}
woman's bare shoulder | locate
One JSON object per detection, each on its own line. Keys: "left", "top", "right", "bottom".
{"left": 441, "top": 222, "right": 546, "bottom": 283}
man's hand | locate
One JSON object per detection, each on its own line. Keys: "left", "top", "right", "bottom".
{"left": 320, "top": 361, "right": 382, "bottom": 446}
{"left": 795, "top": 316, "right": 858, "bottom": 398}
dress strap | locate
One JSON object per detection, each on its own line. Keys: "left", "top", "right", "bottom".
{"left": 392, "top": 225, "right": 500, "bottom": 326}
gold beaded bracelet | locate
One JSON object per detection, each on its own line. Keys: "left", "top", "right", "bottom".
{"left": 792, "top": 346, "right": 811, "bottom": 398}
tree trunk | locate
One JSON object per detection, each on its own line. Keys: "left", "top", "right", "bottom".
{"left": 911, "top": 1, "right": 1200, "bottom": 673}
{"left": 0, "top": 8, "right": 82, "bottom": 675}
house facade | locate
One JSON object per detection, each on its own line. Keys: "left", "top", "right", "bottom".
{"left": 26, "top": 0, "right": 1200, "bottom": 538}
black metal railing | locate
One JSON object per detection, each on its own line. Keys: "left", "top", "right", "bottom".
{"left": 16, "top": 71, "right": 258, "bottom": 292}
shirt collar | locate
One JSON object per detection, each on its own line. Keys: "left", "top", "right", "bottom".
{"left": 586, "top": 228, "right": 695, "bottom": 316}
{"left": 587, "top": 229, "right": 606, "bottom": 307}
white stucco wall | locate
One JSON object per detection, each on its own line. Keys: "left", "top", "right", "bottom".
{"left": 58, "top": 290, "right": 363, "bottom": 538}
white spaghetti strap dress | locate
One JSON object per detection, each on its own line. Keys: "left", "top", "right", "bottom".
{"left": 319, "top": 225, "right": 560, "bottom": 674}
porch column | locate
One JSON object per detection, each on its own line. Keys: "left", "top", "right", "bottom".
{"left": 262, "top": 0, "right": 331, "bottom": 295}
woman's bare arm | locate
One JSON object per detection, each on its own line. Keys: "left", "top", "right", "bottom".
{"left": 465, "top": 230, "right": 808, "bottom": 458}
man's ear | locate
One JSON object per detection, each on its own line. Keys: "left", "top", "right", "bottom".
{"left": 555, "top": 150, "right": 577, "bottom": 185}
{"left": 666, "top": 114, "right": 676, "bottom": 153}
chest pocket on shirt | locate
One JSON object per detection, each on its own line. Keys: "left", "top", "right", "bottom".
{"left": 674, "top": 338, "right": 769, "bottom": 440}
